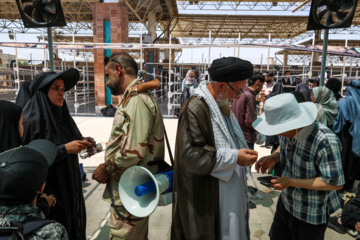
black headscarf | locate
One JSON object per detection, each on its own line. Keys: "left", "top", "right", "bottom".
{"left": 15, "top": 79, "right": 33, "bottom": 108}
{"left": 291, "top": 91, "right": 306, "bottom": 103}
{"left": 326, "top": 78, "right": 343, "bottom": 101}
{"left": 295, "top": 83, "right": 312, "bottom": 102}
{"left": 266, "top": 82, "right": 283, "bottom": 100}
{"left": 0, "top": 100, "right": 23, "bottom": 153}
{"left": 22, "top": 73, "right": 82, "bottom": 145}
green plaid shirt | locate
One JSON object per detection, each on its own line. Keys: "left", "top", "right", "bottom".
{"left": 279, "top": 121, "right": 345, "bottom": 225}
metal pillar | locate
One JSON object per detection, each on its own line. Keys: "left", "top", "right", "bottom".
{"left": 319, "top": 29, "right": 329, "bottom": 86}
{"left": 13, "top": 31, "right": 20, "bottom": 88}
{"left": 341, "top": 33, "right": 348, "bottom": 95}
{"left": 47, "top": 27, "right": 54, "bottom": 71}
{"left": 267, "top": 34, "right": 271, "bottom": 71}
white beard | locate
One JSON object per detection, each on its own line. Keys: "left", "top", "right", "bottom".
{"left": 217, "top": 100, "right": 231, "bottom": 117}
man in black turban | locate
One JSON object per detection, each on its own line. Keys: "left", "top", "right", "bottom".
{"left": 208, "top": 57, "right": 254, "bottom": 82}
{"left": 171, "top": 57, "right": 258, "bottom": 240}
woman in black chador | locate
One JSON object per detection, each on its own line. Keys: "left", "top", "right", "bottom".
{"left": 22, "top": 69, "right": 93, "bottom": 240}
{"left": 0, "top": 100, "right": 23, "bottom": 153}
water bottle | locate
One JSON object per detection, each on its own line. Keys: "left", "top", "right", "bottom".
{"left": 79, "top": 142, "right": 107, "bottom": 159}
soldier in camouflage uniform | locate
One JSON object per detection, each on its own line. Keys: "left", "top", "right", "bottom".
{"left": 92, "top": 52, "right": 164, "bottom": 240}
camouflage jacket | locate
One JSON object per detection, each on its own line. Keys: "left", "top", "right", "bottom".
{"left": 103, "top": 78, "right": 165, "bottom": 206}
{"left": 0, "top": 205, "right": 68, "bottom": 240}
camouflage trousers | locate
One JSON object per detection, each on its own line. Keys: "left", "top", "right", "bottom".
{"left": 109, "top": 205, "right": 149, "bottom": 240}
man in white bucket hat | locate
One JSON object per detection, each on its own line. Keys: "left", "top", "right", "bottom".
{"left": 253, "top": 93, "right": 344, "bottom": 240}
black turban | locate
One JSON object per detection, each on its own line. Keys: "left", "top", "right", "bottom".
{"left": 208, "top": 57, "right": 253, "bottom": 82}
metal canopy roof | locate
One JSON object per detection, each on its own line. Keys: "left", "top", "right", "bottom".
{"left": 0, "top": 0, "right": 178, "bottom": 32}
{"left": 276, "top": 39, "right": 360, "bottom": 55}
{"left": 171, "top": 14, "right": 309, "bottom": 40}
{"left": 0, "top": 1, "right": 359, "bottom": 42}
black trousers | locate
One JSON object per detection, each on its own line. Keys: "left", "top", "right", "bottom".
{"left": 269, "top": 197, "right": 328, "bottom": 240}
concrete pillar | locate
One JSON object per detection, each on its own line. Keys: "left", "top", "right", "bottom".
{"left": 148, "top": 11, "right": 157, "bottom": 42}
{"left": 163, "top": 23, "right": 170, "bottom": 63}
{"left": 144, "top": 12, "right": 159, "bottom": 79}
{"left": 93, "top": 2, "right": 128, "bottom": 109}
{"left": 313, "top": 30, "right": 322, "bottom": 63}
{"left": 284, "top": 51, "right": 288, "bottom": 66}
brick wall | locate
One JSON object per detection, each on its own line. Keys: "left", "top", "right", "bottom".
{"left": 93, "top": 3, "right": 128, "bottom": 106}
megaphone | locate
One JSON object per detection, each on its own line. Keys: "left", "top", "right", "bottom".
{"left": 118, "top": 166, "right": 173, "bottom": 218}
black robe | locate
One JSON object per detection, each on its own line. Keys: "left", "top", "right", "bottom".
{"left": 337, "top": 121, "right": 360, "bottom": 188}
{"left": 171, "top": 96, "right": 220, "bottom": 240}
{"left": 22, "top": 80, "right": 86, "bottom": 240}
{"left": 0, "top": 100, "right": 23, "bottom": 153}
{"left": 15, "top": 79, "right": 33, "bottom": 108}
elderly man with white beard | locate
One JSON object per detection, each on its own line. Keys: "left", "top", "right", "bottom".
{"left": 171, "top": 57, "right": 258, "bottom": 240}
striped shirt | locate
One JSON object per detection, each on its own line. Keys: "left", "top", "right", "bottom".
{"left": 279, "top": 121, "right": 345, "bottom": 225}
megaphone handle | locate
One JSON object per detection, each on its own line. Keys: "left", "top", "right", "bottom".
{"left": 106, "top": 181, "right": 143, "bottom": 222}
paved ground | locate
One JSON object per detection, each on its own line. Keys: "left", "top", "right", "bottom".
{"left": 75, "top": 116, "right": 356, "bottom": 240}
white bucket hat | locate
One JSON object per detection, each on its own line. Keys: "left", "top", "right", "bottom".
{"left": 252, "top": 93, "right": 317, "bottom": 136}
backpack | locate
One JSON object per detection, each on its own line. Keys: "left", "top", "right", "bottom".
{"left": 0, "top": 218, "right": 56, "bottom": 240}
{"left": 341, "top": 193, "right": 360, "bottom": 229}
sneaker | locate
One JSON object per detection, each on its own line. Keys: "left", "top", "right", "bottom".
{"left": 328, "top": 216, "right": 346, "bottom": 234}
{"left": 248, "top": 186, "right": 258, "bottom": 194}
{"left": 249, "top": 201, "right": 256, "bottom": 209}
{"left": 248, "top": 192, "right": 264, "bottom": 199}
{"left": 346, "top": 229, "right": 358, "bottom": 237}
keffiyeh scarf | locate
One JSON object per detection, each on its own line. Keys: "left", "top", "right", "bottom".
{"left": 194, "top": 81, "right": 248, "bottom": 149}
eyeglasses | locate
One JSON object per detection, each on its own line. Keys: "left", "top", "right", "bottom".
{"left": 104, "top": 56, "right": 123, "bottom": 69}
{"left": 226, "top": 82, "right": 243, "bottom": 97}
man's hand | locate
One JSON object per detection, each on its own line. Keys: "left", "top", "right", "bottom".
{"left": 255, "top": 153, "right": 280, "bottom": 174}
{"left": 271, "top": 177, "right": 292, "bottom": 190}
{"left": 237, "top": 149, "right": 258, "bottom": 166}
{"left": 65, "top": 140, "right": 91, "bottom": 154}
{"left": 355, "top": 222, "right": 360, "bottom": 231}
{"left": 40, "top": 193, "right": 56, "bottom": 207}
{"left": 92, "top": 163, "right": 110, "bottom": 184}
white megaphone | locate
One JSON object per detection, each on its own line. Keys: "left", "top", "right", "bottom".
{"left": 118, "top": 166, "right": 173, "bottom": 218}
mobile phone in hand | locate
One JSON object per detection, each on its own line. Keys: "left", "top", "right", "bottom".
{"left": 259, "top": 181, "right": 275, "bottom": 190}
{"left": 257, "top": 175, "right": 279, "bottom": 190}
{"left": 257, "top": 175, "right": 279, "bottom": 184}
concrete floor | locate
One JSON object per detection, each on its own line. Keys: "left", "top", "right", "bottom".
{"left": 75, "top": 116, "right": 355, "bottom": 240}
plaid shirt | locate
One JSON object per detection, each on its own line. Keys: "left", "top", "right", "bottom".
{"left": 279, "top": 121, "right": 345, "bottom": 225}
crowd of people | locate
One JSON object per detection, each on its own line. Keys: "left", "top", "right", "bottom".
{"left": 0, "top": 54, "right": 359, "bottom": 240}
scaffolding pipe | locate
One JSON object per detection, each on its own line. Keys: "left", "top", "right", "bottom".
{"left": 238, "top": 32, "right": 241, "bottom": 58}
{"left": 13, "top": 31, "right": 20, "bottom": 89}
{"left": 309, "top": 32, "right": 315, "bottom": 78}
{"left": 140, "top": 28, "right": 143, "bottom": 70}
{"left": 168, "top": 34, "right": 172, "bottom": 116}
{"left": 208, "top": 31, "right": 211, "bottom": 68}
{"left": 341, "top": 33, "right": 348, "bottom": 95}
{"left": 73, "top": 31, "right": 76, "bottom": 68}
{"left": 42, "top": 29, "right": 47, "bottom": 71}
{"left": 267, "top": 33, "right": 271, "bottom": 71}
